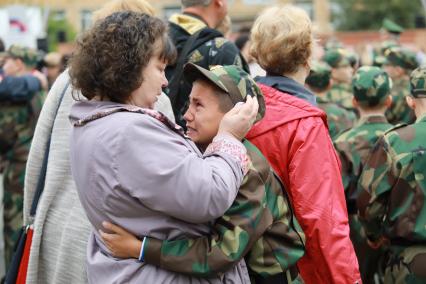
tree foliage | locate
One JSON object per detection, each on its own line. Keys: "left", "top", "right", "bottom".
{"left": 332, "top": 0, "right": 425, "bottom": 31}
{"left": 47, "top": 14, "right": 76, "bottom": 52}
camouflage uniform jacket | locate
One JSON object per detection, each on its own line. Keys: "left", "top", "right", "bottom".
{"left": 357, "top": 115, "right": 426, "bottom": 250}
{"left": 0, "top": 89, "right": 45, "bottom": 178}
{"left": 166, "top": 13, "right": 249, "bottom": 126}
{"left": 0, "top": 74, "right": 41, "bottom": 171}
{"left": 324, "top": 82, "right": 356, "bottom": 112}
{"left": 334, "top": 115, "right": 393, "bottom": 214}
{"left": 144, "top": 140, "right": 305, "bottom": 279}
{"left": 385, "top": 78, "right": 415, "bottom": 125}
{"left": 316, "top": 95, "right": 357, "bottom": 139}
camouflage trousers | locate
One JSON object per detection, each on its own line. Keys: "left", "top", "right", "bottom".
{"left": 349, "top": 215, "right": 384, "bottom": 284}
{"left": 2, "top": 160, "right": 25, "bottom": 269}
{"left": 384, "top": 246, "right": 426, "bottom": 284}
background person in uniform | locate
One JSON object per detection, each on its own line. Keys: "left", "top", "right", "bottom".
{"left": 99, "top": 64, "right": 305, "bottom": 284}
{"left": 42, "top": 52, "right": 65, "bottom": 90}
{"left": 380, "top": 18, "right": 404, "bottom": 44}
{"left": 334, "top": 66, "right": 393, "bottom": 284}
{"left": 0, "top": 70, "right": 44, "bottom": 279}
{"left": 383, "top": 46, "right": 418, "bottom": 124}
{"left": 322, "top": 48, "right": 357, "bottom": 114}
{"left": 357, "top": 66, "right": 426, "bottom": 283}
{"left": 165, "top": 0, "right": 249, "bottom": 127}
{"left": 0, "top": 45, "right": 46, "bottom": 266}
{"left": 305, "top": 61, "right": 356, "bottom": 139}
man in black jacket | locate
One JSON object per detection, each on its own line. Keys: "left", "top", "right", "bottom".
{"left": 166, "top": 0, "right": 249, "bottom": 127}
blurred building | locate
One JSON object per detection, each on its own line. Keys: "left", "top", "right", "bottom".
{"left": 0, "top": 0, "right": 332, "bottom": 34}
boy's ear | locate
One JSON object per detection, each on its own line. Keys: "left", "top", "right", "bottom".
{"left": 406, "top": 95, "right": 415, "bottom": 110}
{"left": 352, "top": 97, "right": 359, "bottom": 108}
{"left": 384, "top": 95, "right": 393, "bottom": 107}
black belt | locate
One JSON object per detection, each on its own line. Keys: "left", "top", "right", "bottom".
{"left": 249, "top": 265, "right": 298, "bottom": 284}
{"left": 347, "top": 199, "right": 357, "bottom": 215}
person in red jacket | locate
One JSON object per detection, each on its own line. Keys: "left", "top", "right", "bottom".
{"left": 248, "top": 5, "right": 361, "bottom": 284}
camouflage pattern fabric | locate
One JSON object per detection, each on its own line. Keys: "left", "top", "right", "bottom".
{"left": 410, "top": 66, "right": 426, "bottom": 98}
{"left": 305, "top": 61, "right": 332, "bottom": 91}
{"left": 0, "top": 90, "right": 45, "bottom": 266}
{"left": 357, "top": 116, "right": 426, "bottom": 283}
{"left": 143, "top": 140, "right": 305, "bottom": 280}
{"left": 322, "top": 48, "right": 351, "bottom": 68}
{"left": 385, "top": 78, "right": 415, "bottom": 125}
{"left": 184, "top": 63, "right": 265, "bottom": 122}
{"left": 352, "top": 66, "right": 392, "bottom": 107}
{"left": 316, "top": 95, "right": 356, "bottom": 139}
{"left": 384, "top": 46, "right": 418, "bottom": 71}
{"left": 324, "top": 82, "right": 356, "bottom": 112}
{"left": 1, "top": 45, "right": 40, "bottom": 67}
{"left": 334, "top": 115, "right": 392, "bottom": 283}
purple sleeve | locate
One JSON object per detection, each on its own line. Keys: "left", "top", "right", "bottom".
{"left": 115, "top": 116, "right": 248, "bottom": 223}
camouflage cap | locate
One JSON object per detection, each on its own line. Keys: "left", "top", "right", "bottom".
{"left": 372, "top": 55, "right": 387, "bottom": 68}
{"left": 322, "top": 48, "right": 351, "bottom": 68}
{"left": 410, "top": 66, "right": 426, "bottom": 98}
{"left": 3, "top": 45, "right": 39, "bottom": 67}
{"left": 384, "top": 46, "right": 418, "bottom": 70}
{"left": 380, "top": 40, "right": 399, "bottom": 55}
{"left": 305, "top": 61, "right": 331, "bottom": 91}
{"left": 352, "top": 66, "right": 392, "bottom": 107}
{"left": 382, "top": 18, "right": 404, "bottom": 35}
{"left": 184, "top": 63, "right": 265, "bottom": 121}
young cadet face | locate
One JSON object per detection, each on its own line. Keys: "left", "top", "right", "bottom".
{"left": 184, "top": 80, "right": 226, "bottom": 150}
{"left": 332, "top": 63, "right": 353, "bottom": 84}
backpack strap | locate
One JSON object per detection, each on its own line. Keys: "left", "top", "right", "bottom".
{"left": 167, "top": 24, "right": 222, "bottom": 106}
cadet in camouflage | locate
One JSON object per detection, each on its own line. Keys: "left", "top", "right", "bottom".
{"left": 0, "top": 44, "right": 45, "bottom": 265}
{"left": 334, "top": 66, "right": 393, "bottom": 283}
{"left": 305, "top": 61, "right": 356, "bottom": 138}
{"left": 322, "top": 48, "right": 356, "bottom": 112}
{"left": 100, "top": 64, "right": 305, "bottom": 284}
{"left": 383, "top": 46, "right": 418, "bottom": 124}
{"left": 357, "top": 66, "right": 426, "bottom": 283}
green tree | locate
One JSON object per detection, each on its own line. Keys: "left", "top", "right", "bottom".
{"left": 47, "top": 14, "right": 77, "bottom": 52}
{"left": 332, "top": 0, "right": 425, "bottom": 31}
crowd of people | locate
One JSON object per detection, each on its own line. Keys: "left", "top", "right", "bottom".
{"left": 0, "top": 0, "right": 425, "bottom": 283}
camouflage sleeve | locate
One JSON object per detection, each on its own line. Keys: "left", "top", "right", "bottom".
{"left": 0, "top": 75, "right": 40, "bottom": 102}
{"left": 333, "top": 141, "right": 351, "bottom": 193}
{"left": 357, "top": 136, "right": 394, "bottom": 242}
{"left": 143, "top": 166, "right": 273, "bottom": 277}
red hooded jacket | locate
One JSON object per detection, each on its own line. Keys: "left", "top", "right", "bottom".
{"left": 247, "top": 83, "right": 361, "bottom": 284}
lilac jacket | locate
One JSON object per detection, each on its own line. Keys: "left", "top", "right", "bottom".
{"left": 69, "top": 101, "right": 250, "bottom": 283}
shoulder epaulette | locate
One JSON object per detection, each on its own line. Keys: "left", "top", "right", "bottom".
{"left": 384, "top": 123, "right": 408, "bottom": 134}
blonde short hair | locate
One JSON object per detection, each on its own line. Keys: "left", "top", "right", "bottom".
{"left": 250, "top": 5, "right": 313, "bottom": 75}
{"left": 92, "top": 0, "right": 155, "bottom": 22}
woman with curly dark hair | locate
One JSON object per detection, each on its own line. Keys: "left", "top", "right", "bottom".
{"left": 68, "top": 11, "right": 258, "bottom": 283}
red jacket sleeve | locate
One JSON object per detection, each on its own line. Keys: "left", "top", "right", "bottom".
{"left": 284, "top": 117, "right": 361, "bottom": 284}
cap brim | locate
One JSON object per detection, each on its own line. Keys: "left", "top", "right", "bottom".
{"left": 183, "top": 63, "right": 229, "bottom": 94}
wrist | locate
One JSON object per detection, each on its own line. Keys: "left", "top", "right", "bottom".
{"left": 138, "top": 237, "right": 146, "bottom": 261}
